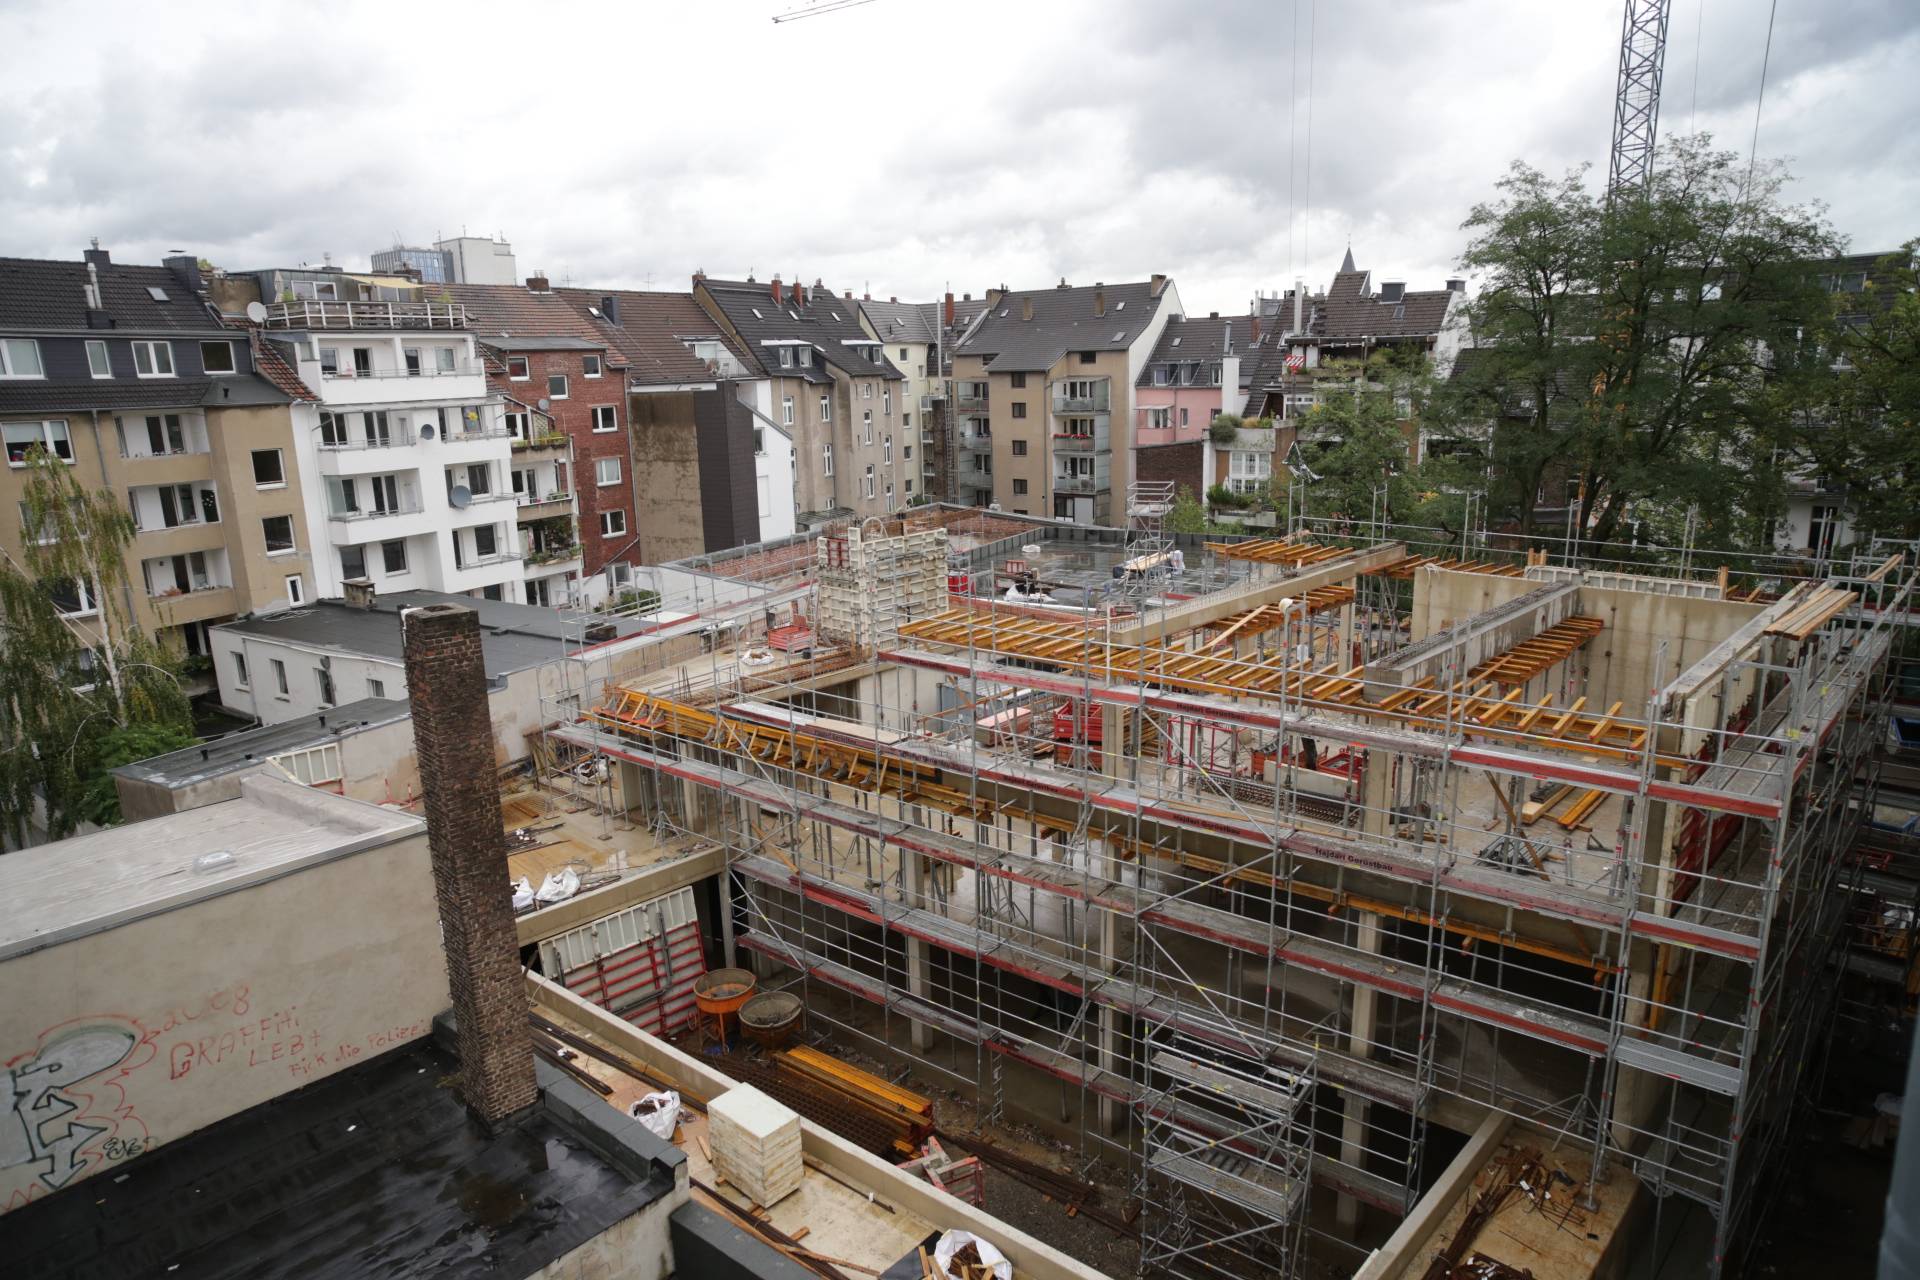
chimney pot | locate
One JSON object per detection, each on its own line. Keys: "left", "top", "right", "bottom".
{"left": 692, "top": 268, "right": 707, "bottom": 285}
{"left": 944, "top": 291, "right": 955, "bottom": 327}
{"left": 889, "top": 296, "right": 897, "bottom": 304}
{"left": 1150, "top": 273, "right": 1168, "bottom": 296}
{"left": 402, "top": 604, "right": 537, "bottom": 1127}
{"left": 525, "top": 274, "right": 549, "bottom": 292}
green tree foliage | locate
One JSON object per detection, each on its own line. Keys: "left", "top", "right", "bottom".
{"left": 1447, "top": 135, "right": 1841, "bottom": 544}
{"left": 1778, "top": 241, "right": 1920, "bottom": 542}
{"left": 0, "top": 448, "right": 192, "bottom": 844}
{"left": 1207, "top": 413, "right": 1242, "bottom": 445}
{"left": 80, "top": 721, "right": 199, "bottom": 826}
{"left": 1165, "top": 486, "right": 1208, "bottom": 535}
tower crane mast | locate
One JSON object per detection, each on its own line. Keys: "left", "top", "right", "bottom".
{"left": 1607, "top": 0, "right": 1674, "bottom": 194}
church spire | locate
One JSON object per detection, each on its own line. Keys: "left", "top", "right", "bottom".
{"left": 1339, "top": 244, "right": 1356, "bottom": 274}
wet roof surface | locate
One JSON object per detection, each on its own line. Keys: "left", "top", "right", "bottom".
{"left": 9, "top": 1039, "right": 667, "bottom": 1279}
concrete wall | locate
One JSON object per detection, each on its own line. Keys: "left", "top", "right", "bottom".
{"left": 114, "top": 715, "right": 424, "bottom": 821}
{"left": 0, "top": 818, "right": 447, "bottom": 1213}
{"left": 627, "top": 388, "right": 706, "bottom": 565}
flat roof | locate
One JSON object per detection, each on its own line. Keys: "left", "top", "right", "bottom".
{"left": 216, "top": 590, "right": 655, "bottom": 678}
{"left": 115, "top": 697, "right": 410, "bottom": 790}
{"left": 0, "top": 775, "right": 422, "bottom": 963}
{"left": 8, "top": 1037, "right": 673, "bottom": 1279}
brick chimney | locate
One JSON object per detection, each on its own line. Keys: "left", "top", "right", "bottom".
{"left": 1150, "top": 273, "right": 1168, "bottom": 297}
{"left": 944, "top": 292, "right": 955, "bottom": 326}
{"left": 600, "top": 294, "right": 621, "bottom": 326}
{"left": 1093, "top": 289, "right": 1105, "bottom": 317}
{"left": 1249, "top": 312, "right": 1261, "bottom": 342}
{"left": 771, "top": 274, "right": 784, "bottom": 303}
{"left": 1021, "top": 297, "right": 1033, "bottom": 322}
{"left": 83, "top": 240, "right": 110, "bottom": 267}
{"left": 525, "top": 274, "right": 550, "bottom": 292}
{"left": 692, "top": 268, "right": 707, "bottom": 286}
{"left": 402, "top": 604, "right": 536, "bottom": 1126}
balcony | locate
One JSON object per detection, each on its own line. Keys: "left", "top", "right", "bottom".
{"left": 454, "top": 549, "right": 524, "bottom": 571}
{"left": 955, "top": 391, "right": 988, "bottom": 412}
{"left": 1052, "top": 432, "right": 1105, "bottom": 454}
{"left": 524, "top": 543, "right": 582, "bottom": 570}
{"left": 1054, "top": 472, "right": 1102, "bottom": 495}
{"left": 1051, "top": 383, "right": 1112, "bottom": 414}
{"left": 264, "top": 299, "right": 469, "bottom": 330}
{"left": 147, "top": 585, "right": 238, "bottom": 627}
{"left": 516, "top": 492, "right": 574, "bottom": 521}
{"left": 321, "top": 358, "right": 482, "bottom": 383}
{"left": 510, "top": 431, "right": 570, "bottom": 455}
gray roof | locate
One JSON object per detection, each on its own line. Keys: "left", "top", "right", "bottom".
{"left": 0, "top": 774, "right": 421, "bottom": 962}
{"left": 954, "top": 279, "right": 1171, "bottom": 373}
{"left": 215, "top": 590, "right": 656, "bottom": 679}
{"left": 699, "top": 278, "right": 903, "bottom": 383}
{"left": 115, "top": 697, "right": 411, "bottom": 790}
{"left": 0, "top": 373, "right": 290, "bottom": 415}
{"left": 0, "top": 255, "right": 227, "bottom": 334}
{"left": 859, "top": 298, "right": 938, "bottom": 346}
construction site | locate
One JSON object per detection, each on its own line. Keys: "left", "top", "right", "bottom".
{"left": 483, "top": 498, "right": 1920, "bottom": 1280}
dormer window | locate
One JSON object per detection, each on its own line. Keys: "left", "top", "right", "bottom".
{"left": 0, "top": 339, "right": 45, "bottom": 379}
{"left": 779, "top": 347, "right": 793, "bottom": 368}
{"left": 1152, "top": 366, "right": 1168, "bottom": 386}
{"left": 797, "top": 347, "right": 812, "bottom": 366}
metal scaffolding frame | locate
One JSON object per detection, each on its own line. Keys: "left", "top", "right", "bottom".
{"left": 542, "top": 511, "right": 1913, "bottom": 1278}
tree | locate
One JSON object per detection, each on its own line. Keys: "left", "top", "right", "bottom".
{"left": 1208, "top": 413, "right": 1243, "bottom": 445}
{"left": 1165, "top": 486, "right": 1207, "bottom": 535}
{"left": 1291, "top": 353, "right": 1427, "bottom": 529}
{"left": 1450, "top": 135, "right": 1841, "bottom": 545}
{"left": 1779, "top": 242, "right": 1920, "bottom": 542}
{"left": 0, "top": 448, "right": 192, "bottom": 844}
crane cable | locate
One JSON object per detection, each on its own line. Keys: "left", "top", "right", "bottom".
{"left": 1744, "top": 0, "right": 1778, "bottom": 194}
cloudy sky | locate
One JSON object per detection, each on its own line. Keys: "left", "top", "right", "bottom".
{"left": 3, "top": 0, "right": 1914, "bottom": 316}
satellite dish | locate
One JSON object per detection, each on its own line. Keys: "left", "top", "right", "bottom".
{"left": 244, "top": 300, "right": 268, "bottom": 324}
{"left": 419, "top": 423, "right": 436, "bottom": 441}
{"left": 537, "top": 398, "right": 551, "bottom": 411}
{"left": 449, "top": 485, "right": 472, "bottom": 509}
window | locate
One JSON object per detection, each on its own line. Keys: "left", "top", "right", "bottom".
{"left": 262, "top": 515, "right": 295, "bottom": 555}
{"left": 1010, "top": 403, "right": 1027, "bottom": 419}
{"left": 596, "top": 457, "right": 621, "bottom": 486}
{"left": 368, "top": 678, "right": 387, "bottom": 699}
{"left": 271, "top": 658, "right": 289, "bottom": 695}
{"left": 340, "top": 545, "right": 366, "bottom": 580}
{"left": 905, "top": 479, "right": 914, "bottom": 494}
{"left": 1013, "top": 479, "right": 1029, "bottom": 495}
{"left": 779, "top": 347, "right": 794, "bottom": 368}
{"left": 201, "top": 341, "right": 236, "bottom": 374}
{"left": 284, "top": 575, "right": 304, "bottom": 605}
{"left": 782, "top": 395, "right": 794, "bottom": 426}
{"left": 862, "top": 382, "right": 872, "bottom": 400}
{"left": 505, "top": 411, "right": 530, "bottom": 442}
{"left": 251, "top": 448, "right": 284, "bottom": 487}
{"left": 898, "top": 347, "right": 908, "bottom": 360}
{"left": 822, "top": 443, "right": 834, "bottom": 476}
{"left": 507, "top": 355, "right": 530, "bottom": 381}
{"left": 318, "top": 347, "right": 339, "bottom": 376}
{"left": 464, "top": 462, "right": 491, "bottom": 495}
{"left": 1152, "top": 366, "right": 1168, "bottom": 386}
{"left": 473, "top": 525, "right": 497, "bottom": 557}
{"left": 592, "top": 405, "right": 618, "bottom": 433}
{"left": 86, "top": 340, "right": 111, "bottom": 378}
{"left": 1209, "top": 364, "right": 1221, "bottom": 385}
{"left": 5, "top": 420, "right": 73, "bottom": 465}
{"left": 1180, "top": 407, "right": 1189, "bottom": 426}
{"left": 1078, "top": 350, "right": 1097, "bottom": 365}
{"left": 883, "top": 435, "right": 893, "bottom": 463}
{"left": 883, "top": 390, "right": 891, "bottom": 415}
{"left": 600, "top": 509, "right": 626, "bottom": 537}
{"left": 862, "top": 410, "right": 873, "bottom": 442}
{"left": 319, "top": 411, "right": 349, "bottom": 447}
{"left": 404, "top": 347, "right": 422, "bottom": 376}
{"left": 1010, "top": 373, "right": 1027, "bottom": 389}
{"left": 583, "top": 354, "right": 602, "bottom": 378}
{"left": 291, "top": 279, "right": 338, "bottom": 301}
{"left": 1011, "top": 439, "right": 1028, "bottom": 456}
{"left": 863, "top": 465, "right": 876, "bottom": 499}
{"left": 796, "top": 346, "right": 812, "bottom": 367}
{"left": 0, "top": 339, "right": 43, "bottom": 379}
{"left": 132, "top": 341, "right": 175, "bottom": 377}
{"left": 383, "top": 540, "right": 408, "bottom": 574}
{"left": 435, "top": 348, "right": 455, "bottom": 374}
{"left": 232, "top": 652, "right": 249, "bottom": 688}
{"left": 548, "top": 373, "right": 569, "bottom": 399}
{"left": 1147, "top": 407, "right": 1171, "bottom": 430}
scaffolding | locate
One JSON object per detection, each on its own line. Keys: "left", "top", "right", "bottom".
{"left": 542, "top": 508, "right": 1914, "bottom": 1278}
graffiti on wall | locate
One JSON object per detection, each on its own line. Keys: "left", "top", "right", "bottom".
{"left": 2, "top": 1018, "right": 155, "bottom": 1207}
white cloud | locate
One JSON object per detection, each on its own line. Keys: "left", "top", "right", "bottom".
{"left": 2, "top": 0, "right": 1913, "bottom": 315}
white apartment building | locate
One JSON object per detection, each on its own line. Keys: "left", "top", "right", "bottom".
{"left": 260, "top": 298, "right": 524, "bottom": 604}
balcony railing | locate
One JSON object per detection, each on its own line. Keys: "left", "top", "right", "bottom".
{"left": 264, "top": 299, "right": 470, "bottom": 330}
{"left": 1052, "top": 432, "right": 1104, "bottom": 454}
{"left": 148, "top": 579, "right": 233, "bottom": 601}
{"left": 510, "top": 431, "right": 570, "bottom": 453}
{"left": 955, "top": 392, "right": 988, "bottom": 412}
{"left": 322, "top": 358, "right": 480, "bottom": 381}
{"left": 455, "top": 549, "right": 524, "bottom": 570}
{"left": 516, "top": 493, "right": 574, "bottom": 519}
{"left": 329, "top": 500, "right": 424, "bottom": 521}
{"left": 525, "top": 543, "right": 582, "bottom": 567}
{"left": 319, "top": 423, "right": 510, "bottom": 451}
{"left": 1054, "top": 473, "right": 1100, "bottom": 494}
{"left": 1051, "top": 389, "right": 1112, "bottom": 414}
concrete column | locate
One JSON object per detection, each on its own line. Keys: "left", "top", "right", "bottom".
{"left": 1096, "top": 899, "right": 1122, "bottom": 1133}
{"left": 1359, "top": 749, "right": 1395, "bottom": 838}
{"left": 1340, "top": 601, "right": 1357, "bottom": 665}
{"left": 716, "top": 867, "right": 738, "bottom": 969}
{"left": 1336, "top": 910, "right": 1383, "bottom": 1235}
{"left": 903, "top": 836, "right": 934, "bottom": 1053}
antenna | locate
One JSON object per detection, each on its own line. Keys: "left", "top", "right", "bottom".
{"left": 771, "top": 0, "right": 880, "bottom": 21}
{"left": 449, "top": 484, "right": 472, "bottom": 509}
